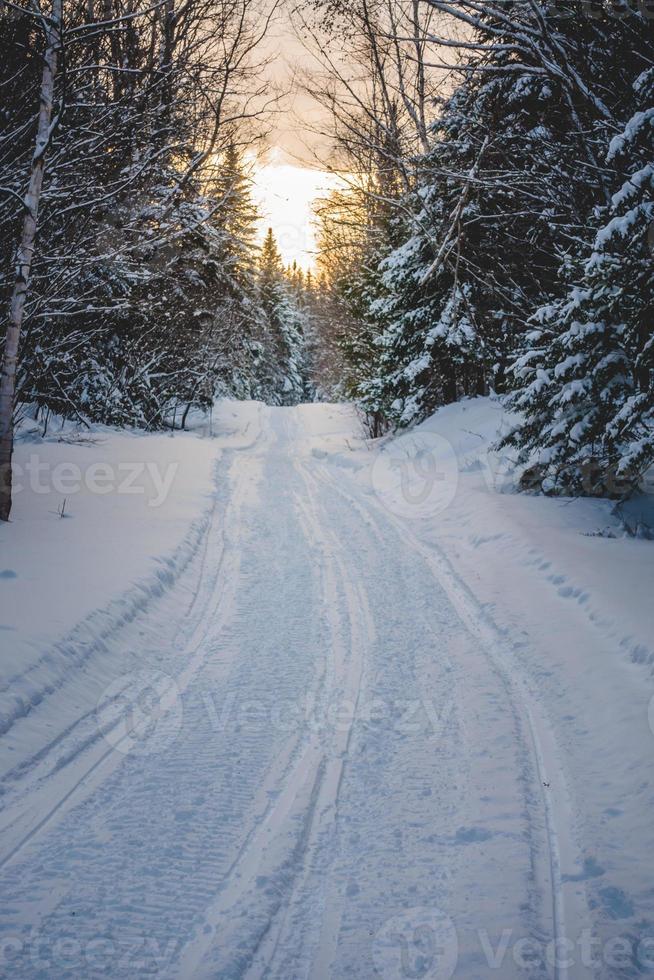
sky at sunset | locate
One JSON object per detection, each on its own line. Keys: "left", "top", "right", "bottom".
{"left": 250, "top": 4, "right": 337, "bottom": 268}
{"left": 251, "top": 157, "right": 342, "bottom": 269}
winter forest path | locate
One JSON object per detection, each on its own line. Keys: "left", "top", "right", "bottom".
{"left": 0, "top": 404, "right": 595, "bottom": 979}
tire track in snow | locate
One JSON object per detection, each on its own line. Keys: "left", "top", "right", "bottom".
{"left": 0, "top": 408, "right": 268, "bottom": 873}
{"left": 0, "top": 407, "right": 328, "bottom": 978}
{"left": 173, "top": 411, "right": 373, "bottom": 979}
{"left": 314, "top": 456, "right": 594, "bottom": 980}
{"left": 239, "top": 451, "right": 375, "bottom": 980}
{"left": 0, "top": 406, "right": 597, "bottom": 979}
{"left": 234, "top": 428, "right": 538, "bottom": 979}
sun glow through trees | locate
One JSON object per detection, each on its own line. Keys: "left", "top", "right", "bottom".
{"left": 250, "top": 157, "right": 344, "bottom": 270}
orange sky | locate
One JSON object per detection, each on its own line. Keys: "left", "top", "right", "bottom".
{"left": 251, "top": 4, "right": 338, "bottom": 268}
{"left": 257, "top": 3, "right": 331, "bottom": 166}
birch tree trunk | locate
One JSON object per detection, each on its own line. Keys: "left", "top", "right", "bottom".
{"left": 0, "top": 0, "right": 62, "bottom": 521}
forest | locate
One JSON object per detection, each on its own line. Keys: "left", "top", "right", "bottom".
{"left": 2, "top": 4, "right": 654, "bottom": 973}
{"left": 1, "top": 0, "right": 653, "bottom": 519}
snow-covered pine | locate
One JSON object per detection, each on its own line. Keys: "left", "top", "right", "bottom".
{"left": 256, "top": 228, "right": 309, "bottom": 405}
{"left": 505, "top": 64, "right": 654, "bottom": 496}
{"left": 351, "top": 0, "right": 627, "bottom": 428}
{"left": 311, "top": 0, "right": 653, "bottom": 480}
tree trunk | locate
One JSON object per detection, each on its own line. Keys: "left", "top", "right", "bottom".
{"left": 0, "top": 0, "right": 62, "bottom": 521}
{"left": 444, "top": 366, "right": 457, "bottom": 405}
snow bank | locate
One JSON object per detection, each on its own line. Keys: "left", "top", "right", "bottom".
{"left": 325, "top": 396, "right": 654, "bottom": 673}
{"left": 0, "top": 401, "right": 262, "bottom": 737}
{"left": 317, "top": 397, "right": 654, "bottom": 952}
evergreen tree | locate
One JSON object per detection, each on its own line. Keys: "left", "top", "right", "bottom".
{"left": 350, "top": 0, "right": 646, "bottom": 429}
{"left": 213, "top": 145, "right": 260, "bottom": 284}
{"left": 505, "top": 64, "right": 654, "bottom": 495}
{"left": 257, "top": 229, "right": 307, "bottom": 404}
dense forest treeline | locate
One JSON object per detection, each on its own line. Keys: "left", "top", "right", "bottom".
{"left": 0, "top": 0, "right": 322, "bottom": 515}
{"left": 1, "top": 0, "right": 654, "bottom": 520}
{"left": 306, "top": 0, "right": 654, "bottom": 495}
{"left": 0, "top": 0, "right": 315, "bottom": 428}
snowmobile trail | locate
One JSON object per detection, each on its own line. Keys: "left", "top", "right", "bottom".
{"left": 0, "top": 406, "right": 267, "bottom": 873}
{"left": 0, "top": 405, "right": 595, "bottom": 979}
{"left": 310, "top": 455, "right": 593, "bottom": 980}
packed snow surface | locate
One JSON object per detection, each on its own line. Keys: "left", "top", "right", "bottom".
{"left": 1, "top": 397, "right": 653, "bottom": 979}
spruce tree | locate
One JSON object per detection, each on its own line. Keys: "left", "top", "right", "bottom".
{"left": 505, "top": 64, "right": 654, "bottom": 495}
{"left": 257, "top": 229, "right": 307, "bottom": 404}
{"left": 349, "top": 0, "right": 650, "bottom": 430}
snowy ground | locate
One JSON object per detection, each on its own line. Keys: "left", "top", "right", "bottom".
{"left": 1, "top": 398, "right": 653, "bottom": 979}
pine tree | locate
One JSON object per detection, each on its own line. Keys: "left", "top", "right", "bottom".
{"left": 345, "top": 0, "right": 651, "bottom": 431}
{"left": 213, "top": 145, "right": 260, "bottom": 284}
{"left": 505, "top": 64, "right": 654, "bottom": 496}
{"left": 256, "top": 229, "right": 307, "bottom": 404}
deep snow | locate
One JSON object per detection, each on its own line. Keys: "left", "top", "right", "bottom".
{"left": 0, "top": 397, "right": 653, "bottom": 979}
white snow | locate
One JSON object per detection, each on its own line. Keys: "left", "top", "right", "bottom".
{"left": 0, "top": 401, "right": 261, "bottom": 735}
{"left": 1, "top": 397, "right": 653, "bottom": 979}
{"left": 607, "top": 107, "right": 654, "bottom": 161}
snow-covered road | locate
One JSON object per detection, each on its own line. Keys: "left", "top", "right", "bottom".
{"left": 1, "top": 403, "right": 653, "bottom": 979}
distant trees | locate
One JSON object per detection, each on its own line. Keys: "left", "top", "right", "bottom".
{"left": 256, "top": 228, "right": 308, "bottom": 404}
{"left": 295, "top": 0, "right": 440, "bottom": 430}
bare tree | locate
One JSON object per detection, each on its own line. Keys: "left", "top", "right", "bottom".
{"left": 293, "top": 0, "right": 442, "bottom": 189}
{"left": 0, "top": 0, "right": 280, "bottom": 519}
{"left": 0, "top": 0, "right": 62, "bottom": 520}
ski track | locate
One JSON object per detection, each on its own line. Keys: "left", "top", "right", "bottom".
{"left": 0, "top": 406, "right": 266, "bottom": 871}
{"left": 311, "top": 461, "right": 593, "bottom": 980}
{"left": 0, "top": 405, "right": 598, "bottom": 979}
